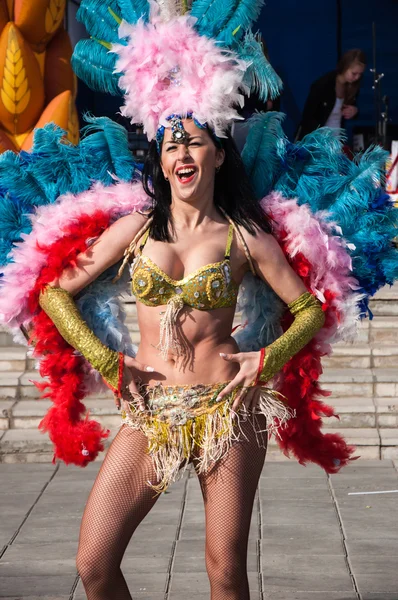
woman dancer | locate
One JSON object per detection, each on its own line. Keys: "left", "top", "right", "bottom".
{"left": 0, "top": 2, "right": 394, "bottom": 599}
{"left": 39, "top": 116, "right": 323, "bottom": 599}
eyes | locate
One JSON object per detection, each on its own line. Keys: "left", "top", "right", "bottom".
{"left": 165, "top": 142, "right": 202, "bottom": 152}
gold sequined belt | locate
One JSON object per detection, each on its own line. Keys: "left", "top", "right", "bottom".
{"left": 124, "top": 381, "right": 231, "bottom": 427}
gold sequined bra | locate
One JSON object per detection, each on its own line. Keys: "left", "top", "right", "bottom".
{"left": 131, "top": 223, "right": 239, "bottom": 310}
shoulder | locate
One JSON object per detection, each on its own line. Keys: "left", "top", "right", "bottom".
{"left": 100, "top": 211, "right": 150, "bottom": 251}
{"left": 237, "top": 226, "right": 285, "bottom": 268}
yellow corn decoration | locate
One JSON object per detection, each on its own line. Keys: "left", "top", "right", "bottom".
{"left": 0, "top": 0, "right": 78, "bottom": 152}
{"left": 45, "top": 0, "right": 64, "bottom": 35}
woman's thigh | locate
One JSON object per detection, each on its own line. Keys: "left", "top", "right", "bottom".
{"left": 194, "top": 417, "right": 267, "bottom": 559}
{"left": 77, "top": 425, "right": 161, "bottom": 569}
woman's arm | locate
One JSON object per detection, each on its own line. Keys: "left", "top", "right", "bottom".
{"left": 50, "top": 212, "right": 148, "bottom": 295}
{"left": 218, "top": 229, "right": 324, "bottom": 406}
{"left": 39, "top": 212, "right": 152, "bottom": 408}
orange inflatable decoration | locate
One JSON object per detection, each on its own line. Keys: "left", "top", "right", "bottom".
{"left": 0, "top": 0, "right": 78, "bottom": 153}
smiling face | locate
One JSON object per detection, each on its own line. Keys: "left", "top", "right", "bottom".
{"left": 160, "top": 119, "right": 225, "bottom": 203}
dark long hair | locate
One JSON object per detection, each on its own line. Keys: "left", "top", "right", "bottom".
{"left": 142, "top": 129, "right": 272, "bottom": 242}
{"left": 337, "top": 49, "right": 367, "bottom": 104}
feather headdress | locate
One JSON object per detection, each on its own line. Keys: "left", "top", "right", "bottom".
{"left": 72, "top": 0, "right": 282, "bottom": 140}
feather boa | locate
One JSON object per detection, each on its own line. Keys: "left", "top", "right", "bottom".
{"left": 0, "top": 181, "right": 149, "bottom": 465}
{"left": 0, "top": 181, "right": 358, "bottom": 471}
{"left": 235, "top": 192, "right": 361, "bottom": 472}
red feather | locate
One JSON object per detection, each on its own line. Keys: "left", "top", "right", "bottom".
{"left": 30, "top": 212, "right": 111, "bottom": 466}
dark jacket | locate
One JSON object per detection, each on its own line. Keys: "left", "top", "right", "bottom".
{"left": 296, "top": 70, "right": 358, "bottom": 140}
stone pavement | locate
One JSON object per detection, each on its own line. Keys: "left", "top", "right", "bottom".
{"left": 1, "top": 459, "right": 398, "bottom": 600}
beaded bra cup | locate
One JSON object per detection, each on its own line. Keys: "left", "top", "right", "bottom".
{"left": 131, "top": 224, "right": 239, "bottom": 310}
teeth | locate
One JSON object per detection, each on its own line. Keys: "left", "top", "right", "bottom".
{"left": 178, "top": 168, "right": 195, "bottom": 176}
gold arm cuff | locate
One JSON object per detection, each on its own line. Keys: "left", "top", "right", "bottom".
{"left": 39, "top": 286, "right": 123, "bottom": 394}
{"left": 258, "top": 292, "right": 325, "bottom": 383}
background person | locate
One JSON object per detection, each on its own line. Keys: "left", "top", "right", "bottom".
{"left": 296, "top": 48, "right": 366, "bottom": 140}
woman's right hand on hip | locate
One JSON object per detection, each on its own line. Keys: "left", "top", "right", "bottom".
{"left": 114, "top": 355, "right": 155, "bottom": 412}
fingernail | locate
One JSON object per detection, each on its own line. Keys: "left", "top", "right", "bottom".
{"left": 146, "top": 366, "right": 155, "bottom": 372}
{"left": 140, "top": 406, "right": 145, "bottom": 412}
{"left": 216, "top": 395, "right": 222, "bottom": 402}
{"left": 219, "top": 353, "right": 226, "bottom": 358}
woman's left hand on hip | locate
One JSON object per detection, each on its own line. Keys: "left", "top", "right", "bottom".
{"left": 217, "top": 351, "right": 262, "bottom": 414}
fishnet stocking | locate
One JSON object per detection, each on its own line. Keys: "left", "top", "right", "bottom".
{"left": 194, "top": 416, "right": 267, "bottom": 600}
{"left": 76, "top": 425, "right": 160, "bottom": 600}
{"left": 76, "top": 418, "right": 266, "bottom": 600}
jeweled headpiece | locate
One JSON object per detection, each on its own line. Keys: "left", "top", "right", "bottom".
{"left": 72, "top": 0, "right": 282, "bottom": 142}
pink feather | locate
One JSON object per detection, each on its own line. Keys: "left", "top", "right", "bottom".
{"left": 113, "top": 16, "right": 247, "bottom": 140}
{"left": 0, "top": 181, "right": 150, "bottom": 329}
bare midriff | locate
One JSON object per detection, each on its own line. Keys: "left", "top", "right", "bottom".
{"left": 135, "top": 302, "right": 240, "bottom": 386}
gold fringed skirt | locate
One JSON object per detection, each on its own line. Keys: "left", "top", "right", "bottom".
{"left": 121, "top": 382, "right": 294, "bottom": 493}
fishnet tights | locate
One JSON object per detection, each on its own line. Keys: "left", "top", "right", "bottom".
{"left": 76, "top": 419, "right": 267, "bottom": 600}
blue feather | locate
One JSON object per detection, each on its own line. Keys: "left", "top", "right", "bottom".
{"left": 233, "top": 273, "right": 285, "bottom": 352}
{"left": 241, "top": 112, "right": 286, "bottom": 199}
{"left": 237, "top": 31, "right": 282, "bottom": 101}
{"left": 215, "top": 0, "right": 264, "bottom": 46}
{"left": 72, "top": 39, "right": 122, "bottom": 96}
{"left": 77, "top": 0, "right": 123, "bottom": 44}
{"left": 0, "top": 117, "right": 139, "bottom": 272}
{"left": 80, "top": 115, "right": 137, "bottom": 182}
{"left": 191, "top": 0, "right": 239, "bottom": 40}
{"left": 270, "top": 126, "right": 398, "bottom": 312}
{"left": 118, "top": 0, "right": 149, "bottom": 23}
{"left": 77, "top": 263, "right": 136, "bottom": 360}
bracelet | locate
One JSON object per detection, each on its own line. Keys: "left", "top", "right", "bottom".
{"left": 253, "top": 347, "right": 266, "bottom": 386}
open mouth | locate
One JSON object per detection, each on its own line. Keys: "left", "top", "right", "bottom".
{"left": 176, "top": 166, "right": 197, "bottom": 184}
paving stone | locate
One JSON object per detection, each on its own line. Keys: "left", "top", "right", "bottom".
{"left": 261, "top": 537, "right": 345, "bottom": 556}
{"left": 262, "top": 523, "right": 342, "bottom": 543}
{"left": 0, "top": 347, "right": 27, "bottom": 371}
{"left": 324, "top": 412, "right": 376, "bottom": 428}
{"left": 173, "top": 539, "right": 258, "bottom": 572}
{"left": 374, "top": 368, "right": 398, "bottom": 382}
{"left": 262, "top": 462, "right": 328, "bottom": 479}
{"left": 380, "top": 429, "right": 398, "bottom": 446}
{"left": 322, "top": 427, "right": 380, "bottom": 446}
{"left": 0, "top": 597, "right": 70, "bottom": 600}
{"left": 355, "top": 573, "right": 398, "bottom": 594}
{"left": 0, "top": 429, "right": 53, "bottom": 456}
{"left": 374, "top": 381, "right": 398, "bottom": 397}
{"left": 260, "top": 475, "right": 329, "bottom": 490}
{"left": 347, "top": 538, "right": 398, "bottom": 555}
{"left": 373, "top": 344, "right": 398, "bottom": 367}
{"left": 0, "top": 451, "right": 55, "bottom": 464}
{"left": 260, "top": 487, "right": 333, "bottom": 503}
{"left": 262, "top": 593, "right": 357, "bottom": 600}
{"left": 74, "top": 587, "right": 164, "bottom": 600}
{"left": 344, "top": 459, "right": 393, "bottom": 468}
{"left": 0, "top": 400, "right": 14, "bottom": 430}
{"left": 0, "top": 575, "right": 77, "bottom": 596}
{"left": 324, "top": 382, "right": 374, "bottom": 397}
{"left": 261, "top": 554, "right": 353, "bottom": 592}
{"left": 348, "top": 554, "right": 398, "bottom": 576}
{"left": 0, "top": 372, "right": 22, "bottom": 399}
{"left": 0, "top": 558, "right": 77, "bottom": 577}
{"left": 360, "top": 595, "right": 398, "bottom": 600}
{"left": 321, "top": 369, "right": 374, "bottom": 383}
{"left": 381, "top": 446, "right": 398, "bottom": 460}
{"left": 169, "top": 571, "right": 260, "bottom": 593}
{"left": 260, "top": 502, "right": 339, "bottom": 527}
